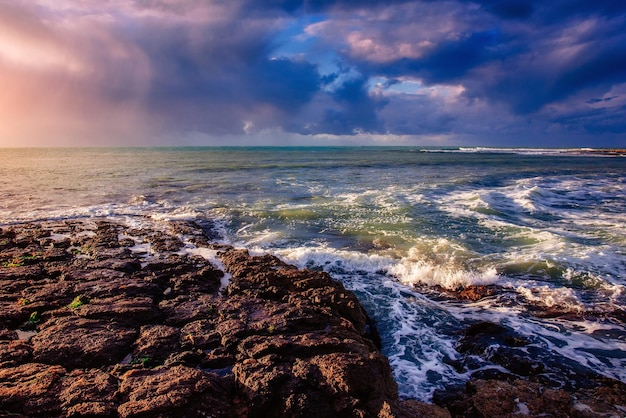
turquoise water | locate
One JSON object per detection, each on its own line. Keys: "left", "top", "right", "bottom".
{"left": 1, "top": 146, "right": 625, "bottom": 399}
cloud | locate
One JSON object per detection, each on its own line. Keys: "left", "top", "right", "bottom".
{"left": 1, "top": 0, "right": 625, "bottom": 146}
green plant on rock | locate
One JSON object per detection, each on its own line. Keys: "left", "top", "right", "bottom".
{"left": 131, "top": 356, "right": 152, "bottom": 367}
{"left": 2, "top": 254, "right": 38, "bottom": 268}
{"left": 18, "top": 298, "right": 32, "bottom": 306}
{"left": 267, "top": 324, "right": 276, "bottom": 334}
{"left": 26, "top": 311, "right": 40, "bottom": 325}
{"left": 69, "top": 295, "right": 89, "bottom": 309}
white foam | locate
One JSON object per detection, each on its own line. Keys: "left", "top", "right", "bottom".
{"left": 392, "top": 259, "right": 499, "bottom": 289}
{"left": 389, "top": 241, "right": 500, "bottom": 289}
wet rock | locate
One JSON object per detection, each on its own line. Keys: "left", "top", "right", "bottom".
{"left": 159, "top": 294, "right": 219, "bottom": 326}
{"left": 86, "top": 257, "right": 143, "bottom": 273}
{"left": 146, "top": 231, "right": 184, "bottom": 253}
{"left": 435, "top": 376, "right": 626, "bottom": 418}
{"left": 73, "top": 276, "right": 162, "bottom": 299}
{"left": 169, "top": 264, "right": 223, "bottom": 295}
{"left": 0, "top": 328, "right": 18, "bottom": 340}
{"left": 19, "top": 280, "right": 78, "bottom": 309}
{"left": 133, "top": 325, "right": 181, "bottom": 366}
{"left": 138, "top": 254, "right": 199, "bottom": 286}
{"left": 457, "top": 321, "right": 530, "bottom": 355}
{"left": 63, "top": 267, "right": 129, "bottom": 284}
{"left": 73, "top": 295, "right": 161, "bottom": 327}
{"left": 0, "top": 264, "right": 44, "bottom": 282}
{"left": 456, "top": 321, "right": 548, "bottom": 380}
{"left": 215, "top": 247, "right": 400, "bottom": 417}
{"left": 59, "top": 369, "right": 119, "bottom": 417}
{"left": 0, "top": 339, "right": 33, "bottom": 367}
{"left": 0, "top": 298, "right": 33, "bottom": 329}
{"left": 88, "top": 221, "right": 121, "bottom": 249}
{"left": 32, "top": 316, "right": 136, "bottom": 369}
{"left": 220, "top": 248, "right": 368, "bottom": 334}
{"left": 0, "top": 363, "right": 66, "bottom": 416}
{"left": 180, "top": 319, "right": 220, "bottom": 350}
{"left": 234, "top": 351, "right": 397, "bottom": 417}
{"left": 117, "top": 365, "right": 235, "bottom": 418}
{"left": 457, "top": 285, "right": 500, "bottom": 301}
{"left": 397, "top": 399, "right": 452, "bottom": 418}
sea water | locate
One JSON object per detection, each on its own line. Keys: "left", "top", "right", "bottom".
{"left": 1, "top": 146, "right": 625, "bottom": 400}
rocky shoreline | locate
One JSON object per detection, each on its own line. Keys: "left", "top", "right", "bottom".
{"left": 1, "top": 219, "right": 624, "bottom": 417}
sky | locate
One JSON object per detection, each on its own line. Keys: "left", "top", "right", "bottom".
{"left": 0, "top": 0, "right": 625, "bottom": 147}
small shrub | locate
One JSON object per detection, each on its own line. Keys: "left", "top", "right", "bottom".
{"left": 69, "top": 295, "right": 89, "bottom": 309}
{"left": 25, "top": 311, "right": 40, "bottom": 326}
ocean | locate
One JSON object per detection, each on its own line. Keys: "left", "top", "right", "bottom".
{"left": 1, "top": 146, "right": 625, "bottom": 400}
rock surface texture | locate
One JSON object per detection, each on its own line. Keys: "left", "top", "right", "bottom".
{"left": 0, "top": 220, "right": 624, "bottom": 417}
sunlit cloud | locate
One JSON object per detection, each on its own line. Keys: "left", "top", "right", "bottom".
{"left": 0, "top": 0, "right": 624, "bottom": 146}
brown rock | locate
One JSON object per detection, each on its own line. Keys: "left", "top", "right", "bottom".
{"left": 146, "top": 231, "right": 184, "bottom": 253}
{"left": 0, "top": 339, "right": 33, "bottom": 367}
{"left": 31, "top": 316, "right": 136, "bottom": 369}
{"left": 117, "top": 365, "right": 235, "bottom": 417}
{"left": 59, "top": 369, "right": 119, "bottom": 417}
{"left": 73, "top": 295, "right": 161, "bottom": 327}
{"left": 457, "top": 285, "right": 500, "bottom": 301}
{"left": 180, "top": 319, "right": 220, "bottom": 350}
{"left": 397, "top": 399, "right": 451, "bottom": 418}
{"left": 159, "top": 294, "right": 219, "bottom": 326}
{"left": 0, "top": 363, "right": 66, "bottom": 416}
{"left": 133, "top": 324, "right": 181, "bottom": 365}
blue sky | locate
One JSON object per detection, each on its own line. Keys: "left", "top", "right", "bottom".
{"left": 0, "top": 0, "right": 625, "bottom": 147}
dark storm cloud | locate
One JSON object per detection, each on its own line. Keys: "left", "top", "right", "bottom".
{"left": 367, "top": 29, "right": 504, "bottom": 84}
{"left": 3, "top": 0, "right": 625, "bottom": 145}
{"left": 314, "top": 0, "right": 626, "bottom": 138}
{"left": 302, "top": 75, "right": 387, "bottom": 135}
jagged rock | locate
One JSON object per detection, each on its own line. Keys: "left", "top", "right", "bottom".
{"left": 434, "top": 377, "right": 626, "bottom": 418}
{"left": 397, "top": 399, "right": 452, "bottom": 418}
{"left": 0, "top": 339, "right": 33, "bottom": 367}
{"left": 133, "top": 325, "right": 181, "bottom": 365}
{"left": 31, "top": 316, "right": 136, "bottom": 369}
{"left": 168, "top": 264, "right": 223, "bottom": 295}
{"left": 59, "top": 369, "right": 119, "bottom": 416}
{"left": 180, "top": 319, "right": 221, "bottom": 350}
{"left": 457, "top": 285, "right": 500, "bottom": 301}
{"left": 73, "top": 295, "right": 161, "bottom": 327}
{"left": 117, "top": 365, "right": 235, "bottom": 417}
{"left": 8, "top": 219, "right": 625, "bottom": 418}
{"left": 159, "top": 294, "right": 219, "bottom": 326}
{"left": 0, "top": 363, "right": 66, "bottom": 416}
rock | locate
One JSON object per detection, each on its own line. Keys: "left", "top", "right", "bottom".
{"left": 117, "top": 365, "right": 235, "bottom": 417}
{"left": 455, "top": 321, "right": 546, "bottom": 378}
{"left": 215, "top": 247, "right": 400, "bottom": 417}
{"left": 0, "top": 339, "right": 33, "bottom": 367}
{"left": 457, "top": 285, "right": 500, "bottom": 301}
{"left": 397, "top": 399, "right": 452, "bottom": 418}
{"left": 0, "top": 363, "right": 66, "bottom": 416}
{"left": 31, "top": 316, "right": 136, "bottom": 369}
{"left": 73, "top": 276, "right": 162, "bottom": 299}
{"left": 0, "top": 298, "right": 33, "bottom": 329}
{"left": 180, "top": 319, "right": 221, "bottom": 350}
{"left": 13, "top": 219, "right": 626, "bottom": 418}
{"left": 434, "top": 377, "right": 626, "bottom": 418}
{"left": 133, "top": 325, "right": 181, "bottom": 366}
{"left": 159, "top": 294, "right": 219, "bottom": 326}
{"left": 146, "top": 231, "right": 185, "bottom": 253}
{"left": 220, "top": 248, "right": 368, "bottom": 334}
{"left": 73, "top": 295, "right": 161, "bottom": 327}
{"left": 59, "top": 369, "right": 119, "bottom": 417}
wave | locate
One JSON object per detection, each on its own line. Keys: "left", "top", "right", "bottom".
{"left": 455, "top": 147, "right": 625, "bottom": 156}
